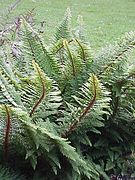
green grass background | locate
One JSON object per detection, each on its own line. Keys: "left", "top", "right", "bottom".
{"left": 1, "top": 0, "right": 135, "bottom": 49}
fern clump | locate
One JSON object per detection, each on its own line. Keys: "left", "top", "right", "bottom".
{"left": 0, "top": 3, "right": 135, "bottom": 180}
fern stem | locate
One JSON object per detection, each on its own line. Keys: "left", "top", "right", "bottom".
{"left": 4, "top": 105, "right": 11, "bottom": 161}
{"left": 75, "top": 38, "right": 86, "bottom": 62}
{"left": 29, "top": 61, "right": 46, "bottom": 117}
{"left": 64, "top": 40, "right": 76, "bottom": 77}
{"left": 79, "top": 78, "right": 96, "bottom": 120}
{"left": 55, "top": 39, "right": 74, "bottom": 54}
{"left": 62, "top": 75, "right": 97, "bottom": 137}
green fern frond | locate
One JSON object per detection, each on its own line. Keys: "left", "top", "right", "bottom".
{"left": 62, "top": 74, "right": 110, "bottom": 137}
{"left": 92, "top": 31, "right": 135, "bottom": 84}
{"left": 0, "top": 68, "right": 23, "bottom": 107}
{"left": 0, "top": 105, "right": 99, "bottom": 179}
{"left": 54, "top": 8, "right": 72, "bottom": 42}
{"left": 20, "top": 19, "right": 61, "bottom": 78}
{"left": 74, "top": 74, "right": 110, "bottom": 116}
{"left": 73, "top": 15, "right": 86, "bottom": 42}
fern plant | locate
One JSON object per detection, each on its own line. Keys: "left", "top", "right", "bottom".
{"left": 0, "top": 3, "right": 135, "bottom": 180}
{"left": 0, "top": 165, "right": 25, "bottom": 180}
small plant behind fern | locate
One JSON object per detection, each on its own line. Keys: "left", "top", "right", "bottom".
{"left": 0, "top": 2, "right": 135, "bottom": 180}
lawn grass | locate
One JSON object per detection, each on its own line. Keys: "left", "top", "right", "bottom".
{"left": 1, "top": 0, "right": 135, "bottom": 49}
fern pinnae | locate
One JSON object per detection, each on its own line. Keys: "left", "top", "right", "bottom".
{"left": 26, "top": 35, "right": 36, "bottom": 61}
{"left": 97, "top": 47, "right": 128, "bottom": 76}
{"left": 3, "top": 105, "right": 11, "bottom": 161}
{"left": 54, "top": 7, "right": 72, "bottom": 42}
{"left": 35, "top": 32, "right": 61, "bottom": 77}
{"left": 29, "top": 60, "right": 46, "bottom": 117}
{"left": 22, "top": 18, "right": 62, "bottom": 78}
{"left": 96, "top": 31, "right": 135, "bottom": 77}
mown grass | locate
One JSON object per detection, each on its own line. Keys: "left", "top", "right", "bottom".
{"left": 1, "top": 0, "right": 135, "bottom": 49}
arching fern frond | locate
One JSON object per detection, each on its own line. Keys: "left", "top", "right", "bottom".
{"left": 19, "top": 60, "right": 62, "bottom": 120}
{"left": 92, "top": 31, "right": 135, "bottom": 84}
{"left": 62, "top": 74, "right": 110, "bottom": 138}
{"left": 18, "top": 19, "right": 61, "bottom": 78}
{"left": 73, "top": 15, "right": 86, "bottom": 42}
{"left": 0, "top": 67, "right": 23, "bottom": 107}
{"left": 54, "top": 8, "right": 72, "bottom": 42}
{"left": 29, "top": 60, "right": 48, "bottom": 117}
{"left": 0, "top": 105, "right": 99, "bottom": 179}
